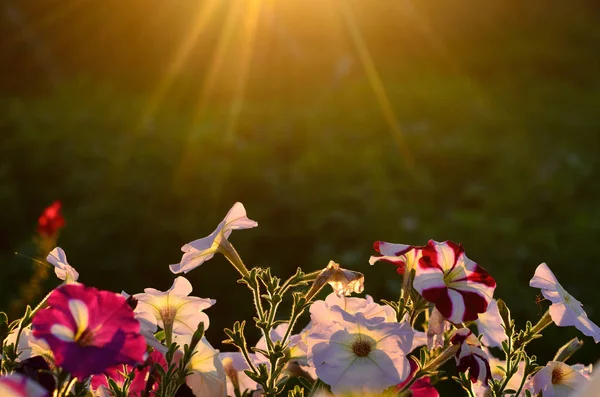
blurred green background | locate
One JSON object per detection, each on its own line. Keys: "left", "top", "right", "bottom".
{"left": 1, "top": 0, "right": 599, "bottom": 386}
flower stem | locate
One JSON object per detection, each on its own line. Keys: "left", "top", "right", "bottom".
{"left": 164, "top": 322, "right": 173, "bottom": 348}
{"left": 530, "top": 310, "right": 553, "bottom": 336}
{"left": 219, "top": 239, "right": 250, "bottom": 279}
{"left": 514, "top": 368, "right": 529, "bottom": 397}
{"left": 397, "top": 345, "right": 459, "bottom": 394}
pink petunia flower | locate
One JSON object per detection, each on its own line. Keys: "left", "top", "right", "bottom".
{"left": 413, "top": 240, "right": 496, "bottom": 324}
{"left": 450, "top": 328, "right": 491, "bottom": 385}
{"left": 32, "top": 283, "right": 147, "bottom": 379}
{"left": 0, "top": 373, "right": 48, "bottom": 397}
{"left": 91, "top": 351, "right": 167, "bottom": 397}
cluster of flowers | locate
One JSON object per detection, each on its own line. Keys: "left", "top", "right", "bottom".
{"left": 1, "top": 202, "right": 599, "bottom": 397}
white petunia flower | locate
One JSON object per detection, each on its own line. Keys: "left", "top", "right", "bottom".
{"left": 530, "top": 263, "right": 600, "bottom": 343}
{"left": 170, "top": 202, "right": 257, "bottom": 274}
{"left": 532, "top": 361, "right": 588, "bottom": 397}
{"left": 46, "top": 247, "right": 78, "bottom": 283}
{"left": 310, "top": 293, "right": 396, "bottom": 324}
{"left": 4, "top": 328, "right": 53, "bottom": 364}
{"left": 471, "top": 348, "right": 527, "bottom": 397}
{"left": 306, "top": 307, "right": 413, "bottom": 396}
{"left": 173, "top": 334, "right": 226, "bottom": 397}
{"left": 426, "top": 307, "right": 448, "bottom": 350}
{"left": 476, "top": 299, "right": 507, "bottom": 348}
{"left": 0, "top": 373, "right": 48, "bottom": 397}
{"left": 220, "top": 352, "right": 260, "bottom": 397}
{"left": 134, "top": 277, "right": 215, "bottom": 337}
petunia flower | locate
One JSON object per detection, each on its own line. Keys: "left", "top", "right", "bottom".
{"left": 369, "top": 241, "right": 420, "bottom": 275}
{"left": 305, "top": 262, "right": 365, "bottom": 302}
{"left": 396, "top": 360, "right": 440, "bottom": 397}
{"left": 471, "top": 348, "right": 527, "bottom": 397}
{"left": 475, "top": 299, "right": 507, "bottom": 348}
{"left": 571, "top": 363, "right": 593, "bottom": 380}
{"left": 46, "top": 247, "right": 79, "bottom": 283}
{"left": 31, "top": 283, "right": 147, "bottom": 379}
{"left": 90, "top": 351, "right": 167, "bottom": 397}
{"left": 306, "top": 306, "right": 414, "bottom": 396}
{"left": 14, "top": 356, "right": 56, "bottom": 395}
{"left": 426, "top": 307, "right": 448, "bottom": 350}
{"left": 530, "top": 263, "right": 600, "bottom": 343}
{"left": 4, "top": 327, "right": 53, "bottom": 364}
{"left": 170, "top": 202, "right": 257, "bottom": 275}
{"left": 310, "top": 293, "right": 396, "bottom": 325}
{"left": 37, "top": 201, "right": 65, "bottom": 237}
{"left": 134, "top": 277, "right": 215, "bottom": 342}
{"left": 91, "top": 364, "right": 147, "bottom": 397}
{"left": 450, "top": 328, "right": 491, "bottom": 385}
{"left": 531, "top": 361, "right": 588, "bottom": 397}
{"left": 413, "top": 240, "right": 496, "bottom": 324}
{"left": 173, "top": 334, "right": 226, "bottom": 397}
{"left": 0, "top": 373, "right": 48, "bottom": 397}
{"left": 220, "top": 352, "right": 260, "bottom": 397}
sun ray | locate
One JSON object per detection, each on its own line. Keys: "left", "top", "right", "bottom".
{"left": 172, "top": 0, "right": 263, "bottom": 202}
{"left": 337, "top": 0, "right": 417, "bottom": 178}
{"left": 208, "top": 0, "right": 263, "bottom": 207}
{"left": 171, "top": 0, "right": 243, "bottom": 193}
{"left": 223, "top": 0, "right": 263, "bottom": 142}
{"left": 140, "top": 0, "right": 219, "bottom": 125}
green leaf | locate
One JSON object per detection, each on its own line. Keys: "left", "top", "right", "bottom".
{"left": 288, "top": 385, "right": 305, "bottom": 397}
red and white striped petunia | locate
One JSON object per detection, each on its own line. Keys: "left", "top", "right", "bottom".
{"left": 450, "top": 328, "right": 491, "bottom": 385}
{"left": 369, "top": 241, "right": 420, "bottom": 275}
{"left": 413, "top": 240, "right": 496, "bottom": 324}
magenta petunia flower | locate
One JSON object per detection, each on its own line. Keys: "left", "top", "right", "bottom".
{"left": 32, "top": 283, "right": 147, "bottom": 379}
{"left": 412, "top": 240, "right": 496, "bottom": 324}
{"left": 0, "top": 373, "right": 47, "bottom": 397}
{"left": 450, "top": 329, "right": 491, "bottom": 385}
{"left": 396, "top": 360, "right": 440, "bottom": 397}
{"left": 91, "top": 351, "right": 167, "bottom": 397}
